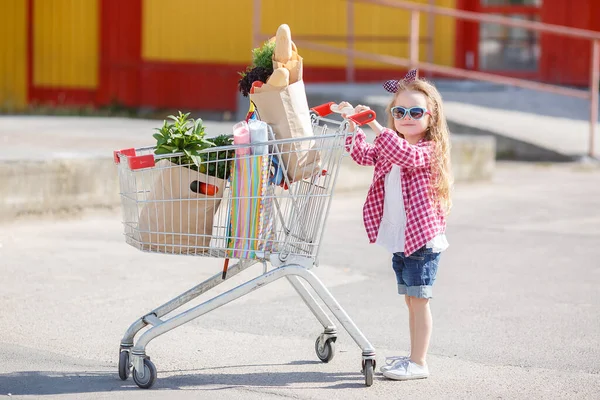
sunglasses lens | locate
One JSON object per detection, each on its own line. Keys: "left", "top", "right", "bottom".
{"left": 392, "top": 107, "right": 406, "bottom": 119}
{"left": 409, "top": 107, "right": 426, "bottom": 119}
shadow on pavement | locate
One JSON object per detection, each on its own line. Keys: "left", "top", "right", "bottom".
{"left": 0, "top": 362, "right": 372, "bottom": 395}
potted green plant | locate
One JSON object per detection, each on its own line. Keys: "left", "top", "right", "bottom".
{"left": 153, "top": 113, "right": 235, "bottom": 182}
{"left": 153, "top": 111, "right": 215, "bottom": 169}
{"left": 138, "top": 112, "right": 232, "bottom": 254}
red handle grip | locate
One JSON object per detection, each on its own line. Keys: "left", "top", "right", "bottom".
{"left": 310, "top": 102, "right": 335, "bottom": 117}
{"left": 348, "top": 110, "right": 376, "bottom": 126}
{"left": 113, "top": 148, "right": 136, "bottom": 164}
{"left": 128, "top": 154, "right": 156, "bottom": 170}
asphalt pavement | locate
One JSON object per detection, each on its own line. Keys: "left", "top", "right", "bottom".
{"left": 1, "top": 161, "right": 599, "bottom": 399}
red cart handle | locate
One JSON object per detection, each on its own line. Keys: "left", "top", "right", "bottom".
{"left": 310, "top": 102, "right": 335, "bottom": 117}
{"left": 113, "top": 148, "right": 136, "bottom": 164}
{"left": 348, "top": 110, "right": 376, "bottom": 126}
{"left": 113, "top": 148, "right": 156, "bottom": 170}
{"left": 310, "top": 102, "right": 376, "bottom": 126}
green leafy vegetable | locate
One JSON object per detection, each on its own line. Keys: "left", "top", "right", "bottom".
{"left": 153, "top": 112, "right": 234, "bottom": 180}
{"left": 203, "top": 134, "right": 235, "bottom": 180}
{"left": 251, "top": 40, "right": 275, "bottom": 70}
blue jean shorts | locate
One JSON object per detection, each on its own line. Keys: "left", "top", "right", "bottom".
{"left": 392, "top": 246, "right": 440, "bottom": 299}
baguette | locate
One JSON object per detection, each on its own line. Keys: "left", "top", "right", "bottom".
{"left": 267, "top": 67, "right": 289, "bottom": 87}
{"left": 274, "top": 24, "right": 293, "bottom": 63}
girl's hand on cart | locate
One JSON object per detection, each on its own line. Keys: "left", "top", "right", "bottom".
{"left": 331, "top": 102, "right": 356, "bottom": 117}
{"left": 338, "top": 102, "right": 373, "bottom": 132}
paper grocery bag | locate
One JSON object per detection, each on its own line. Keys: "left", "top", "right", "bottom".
{"left": 273, "top": 41, "right": 303, "bottom": 82}
{"left": 138, "top": 160, "right": 226, "bottom": 254}
{"left": 249, "top": 55, "right": 321, "bottom": 183}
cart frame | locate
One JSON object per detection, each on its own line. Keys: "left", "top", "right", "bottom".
{"left": 113, "top": 105, "right": 378, "bottom": 388}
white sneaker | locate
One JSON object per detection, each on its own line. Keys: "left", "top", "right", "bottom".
{"left": 379, "top": 355, "right": 411, "bottom": 373}
{"left": 382, "top": 359, "right": 429, "bottom": 381}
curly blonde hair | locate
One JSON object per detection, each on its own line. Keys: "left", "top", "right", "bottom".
{"left": 386, "top": 78, "right": 453, "bottom": 215}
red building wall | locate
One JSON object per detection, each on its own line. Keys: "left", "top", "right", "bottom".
{"left": 457, "top": 0, "right": 600, "bottom": 87}
{"left": 540, "top": 0, "right": 599, "bottom": 86}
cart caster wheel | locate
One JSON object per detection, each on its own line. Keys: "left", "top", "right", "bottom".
{"left": 132, "top": 358, "right": 157, "bottom": 389}
{"left": 118, "top": 350, "right": 130, "bottom": 380}
{"left": 315, "top": 337, "right": 336, "bottom": 363}
{"left": 363, "top": 359, "right": 374, "bottom": 387}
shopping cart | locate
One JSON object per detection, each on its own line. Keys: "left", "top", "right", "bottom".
{"left": 112, "top": 104, "right": 378, "bottom": 389}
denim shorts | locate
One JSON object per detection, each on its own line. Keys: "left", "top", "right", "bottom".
{"left": 392, "top": 246, "right": 440, "bottom": 299}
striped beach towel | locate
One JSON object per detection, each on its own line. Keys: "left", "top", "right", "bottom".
{"left": 226, "top": 154, "right": 274, "bottom": 259}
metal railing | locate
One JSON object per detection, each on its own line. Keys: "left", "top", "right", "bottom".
{"left": 252, "top": 0, "right": 600, "bottom": 158}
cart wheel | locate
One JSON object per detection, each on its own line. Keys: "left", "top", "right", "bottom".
{"left": 363, "top": 359, "right": 374, "bottom": 387}
{"left": 315, "top": 337, "right": 336, "bottom": 363}
{"left": 132, "top": 358, "right": 157, "bottom": 389}
{"left": 118, "top": 350, "right": 130, "bottom": 380}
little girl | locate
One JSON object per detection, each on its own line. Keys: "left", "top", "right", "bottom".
{"left": 338, "top": 69, "right": 452, "bottom": 381}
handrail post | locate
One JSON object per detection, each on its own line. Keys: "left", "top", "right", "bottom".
{"left": 590, "top": 40, "right": 599, "bottom": 159}
{"left": 347, "top": 0, "right": 355, "bottom": 82}
{"left": 410, "top": 10, "right": 420, "bottom": 75}
{"left": 252, "top": 0, "right": 261, "bottom": 49}
{"left": 427, "top": 0, "right": 435, "bottom": 79}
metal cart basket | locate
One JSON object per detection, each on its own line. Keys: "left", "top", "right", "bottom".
{"left": 112, "top": 104, "right": 378, "bottom": 388}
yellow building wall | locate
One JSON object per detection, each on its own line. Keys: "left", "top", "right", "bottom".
{"left": 0, "top": 0, "right": 27, "bottom": 109}
{"left": 356, "top": 0, "right": 456, "bottom": 68}
{"left": 260, "top": 0, "right": 456, "bottom": 68}
{"left": 142, "top": 0, "right": 254, "bottom": 63}
{"left": 143, "top": 0, "right": 455, "bottom": 69}
{"left": 33, "top": 0, "right": 98, "bottom": 88}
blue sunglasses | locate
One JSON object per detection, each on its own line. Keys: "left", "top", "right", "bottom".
{"left": 390, "top": 106, "right": 430, "bottom": 120}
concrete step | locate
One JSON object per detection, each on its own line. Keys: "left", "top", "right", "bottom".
{"left": 339, "top": 126, "right": 495, "bottom": 183}
{"left": 303, "top": 82, "right": 600, "bottom": 162}
{"left": 0, "top": 115, "right": 493, "bottom": 221}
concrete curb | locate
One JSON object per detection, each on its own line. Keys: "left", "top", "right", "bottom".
{"left": 0, "top": 158, "right": 120, "bottom": 221}
{"left": 446, "top": 119, "right": 572, "bottom": 162}
{"left": 0, "top": 133, "right": 495, "bottom": 222}
{"left": 450, "top": 134, "right": 496, "bottom": 182}
{"left": 0, "top": 103, "right": 495, "bottom": 221}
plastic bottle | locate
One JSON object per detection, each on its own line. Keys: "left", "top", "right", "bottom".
{"left": 248, "top": 120, "right": 269, "bottom": 156}
{"left": 233, "top": 121, "right": 251, "bottom": 156}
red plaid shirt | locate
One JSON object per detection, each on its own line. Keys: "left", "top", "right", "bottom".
{"left": 345, "top": 127, "right": 446, "bottom": 256}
